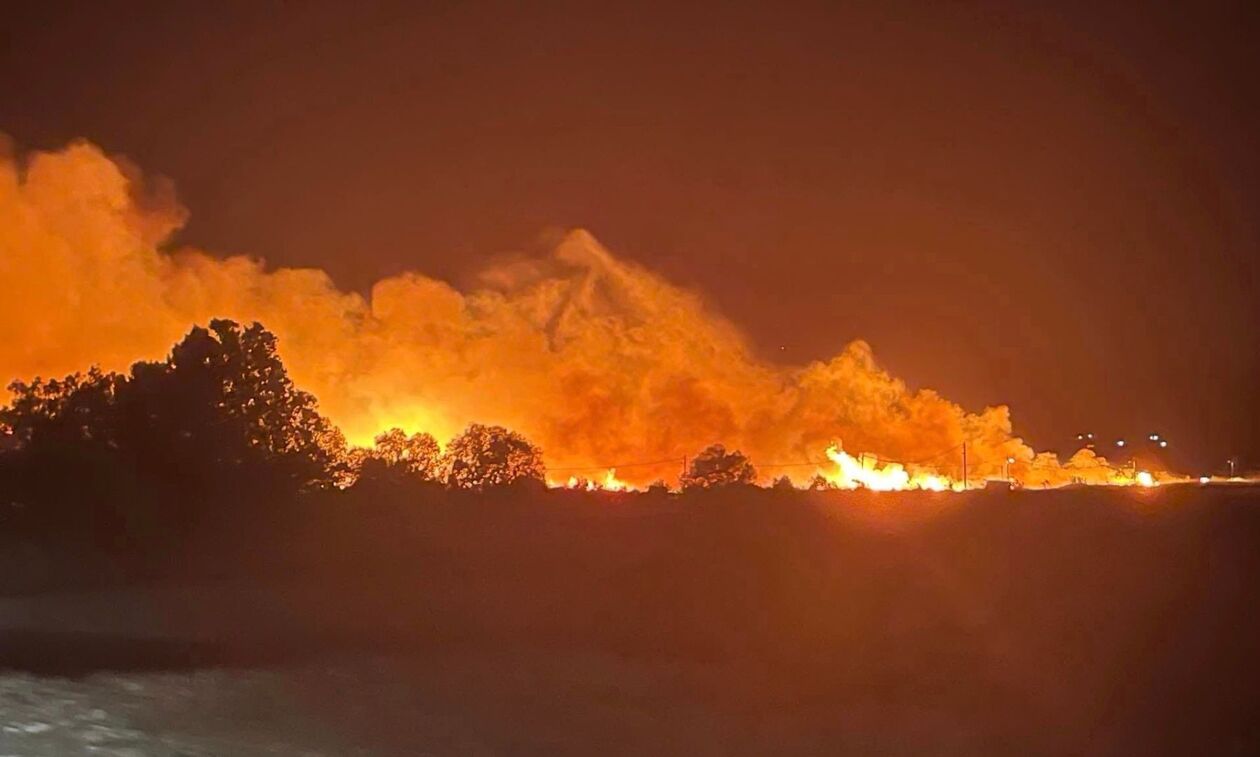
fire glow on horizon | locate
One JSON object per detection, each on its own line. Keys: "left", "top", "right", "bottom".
{"left": 545, "top": 446, "right": 1163, "bottom": 492}
{"left": 0, "top": 139, "right": 1177, "bottom": 490}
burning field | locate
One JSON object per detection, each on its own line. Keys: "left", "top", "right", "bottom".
{"left": 0, "top": 140, "right": 1178, "bottom": 490}
{"left": 4, "top": 1, "right": 1260, "bottom": 752}
{"left": 9, "top": 139, "right": 1248, "bottom": 755}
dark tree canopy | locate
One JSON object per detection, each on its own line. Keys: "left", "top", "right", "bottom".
{"left": 2, "top": 368, "right": 125, "bottom": 451}
{"left": 353, "top": 427, "right": 443, "bottom": 489}
{"left": 164, "top": 320, "right": 340, "bottom": 463}
{"left": 0, "top": 320, "right": 344, "bottom": 535}
{"left": 441, "top": 423, "right": 545, "bottom": 490}
{"left": 117, "top": 319, "right": 344, "bottom": 492}
{"left": 680, "top": 444, "right": 757, "bottom": 491}
{"left": 369, "top": 428, "right": 442, "bottom": 478}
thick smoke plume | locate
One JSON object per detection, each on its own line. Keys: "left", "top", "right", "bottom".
{"left": 1, "top": 138, "right": 1104, "bottom": 485}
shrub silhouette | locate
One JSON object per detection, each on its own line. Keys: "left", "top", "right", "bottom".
{"left": 680, "top": 444, "right": 757, "bottom": 491}
{"left": 808, "top": 474, "right": 836, "bottom": 491}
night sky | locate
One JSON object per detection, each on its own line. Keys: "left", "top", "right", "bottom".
{"left": 2, "top": 0, "right": 1256, "bottom": 471}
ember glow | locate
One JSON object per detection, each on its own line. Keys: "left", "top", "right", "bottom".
{"left": 0, "top": 139, "right": 1178, "bottom": 489}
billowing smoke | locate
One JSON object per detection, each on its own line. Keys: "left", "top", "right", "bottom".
{"left": 1, "top": 138, "right": 1109, "bottom": 485}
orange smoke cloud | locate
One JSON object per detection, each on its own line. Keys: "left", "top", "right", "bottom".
{"left": 0, "top": 138, "right": 1147, "bottom": 486}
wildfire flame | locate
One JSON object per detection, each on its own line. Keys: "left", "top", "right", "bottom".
{"left": 0, "top": 138, "right": 1181, "bottom": 489}
{"left": 552, "top": 469, "right": 634, "bottom": 492}
{"left": 821, "top": 445, "right": 958, "bottom": 491}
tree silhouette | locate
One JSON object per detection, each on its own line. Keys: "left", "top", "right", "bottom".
{"left": 2, "top": 368, "right": 124, "bottom": 450}
{"left": 680, "top": 444, "right": 757, "bottom": 491}
{"left": 369, "top": 428, "right": 442, "bottom": 479}
{"left": 1, "top": 369, "right": 130, "bottom": 534}
{"left": 116, "top": 319, "right": 343, "bottom": 494}
{"left": 171, "top": 320, "right": 336, "bottom": 460}
{"left": 353, "top": 427, "right": 443, "bottom": 490}
{"left": 441, "top": 423, "right": 545, "bottom": 490}
{"left": 0, "top": 320, "right": 344, "bottom": 541}
{"left": 772, "top": 475, "right": 796, "bottom": 491}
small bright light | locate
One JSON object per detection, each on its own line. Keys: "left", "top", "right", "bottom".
{"left": 1149, "top": 434, "right": 1159, "bottom": 441}
{"left": 1076, "top": 434, "right": 1084, "bottom": 440}
{"left": 1087, "top": 433, "right": 1094, "bottom": 439}
{"left": 1199, "top": 476, "right": 1211, "bottom": 485}
{"left": 1159, "top": 440, "right": 1168, "bottom": 448}
{"left": 1116, "top": 440, "right": 1126, "bottom": 447}
{"left": 1136, "top": 471, "right": 1156, "bottom": 487}
{"left": 1006, "top": 457, "right": 1016, "bottom": 464}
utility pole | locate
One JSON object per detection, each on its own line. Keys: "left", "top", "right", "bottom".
{"left": 962, "top": 442, "right": 968, "bottom": 491}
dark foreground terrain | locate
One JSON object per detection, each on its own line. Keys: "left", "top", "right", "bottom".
{"left": 3, "top": 485, "right": 1259, "bottom": 755}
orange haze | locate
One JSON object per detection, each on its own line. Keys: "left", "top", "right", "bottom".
{"left": 0, "top": 139, "right": 1155, "bottom": 487}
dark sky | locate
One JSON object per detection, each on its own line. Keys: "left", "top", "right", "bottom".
{"left": 2, "top": 0, "right": 1257, "bottom": 471}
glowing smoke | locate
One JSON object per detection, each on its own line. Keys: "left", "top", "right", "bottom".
{"left": 0, "top": 138, "right": 1126, "bottom": 486}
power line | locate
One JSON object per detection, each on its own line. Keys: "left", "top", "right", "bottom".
{"left": 546, "top": 457, "right": 683, "bottom": 473}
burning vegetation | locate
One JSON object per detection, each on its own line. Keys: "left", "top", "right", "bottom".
{"left": 1, "top": 139, "right": 1169, "bottom": 492}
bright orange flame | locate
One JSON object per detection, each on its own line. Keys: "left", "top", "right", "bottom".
{"left": 550, "top": 469, "right": 634, "bottom": 492}
{"left": 601, "top": 468, "right": 632, "bottom": 492}
{"left": 821, "top": 445, "right": 959, "bottom": 491}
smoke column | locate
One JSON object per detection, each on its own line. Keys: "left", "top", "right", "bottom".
{"left": 2, "top": 138, "right": 1089, "bottom": 485}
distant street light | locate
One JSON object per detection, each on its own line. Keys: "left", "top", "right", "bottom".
{"left": 1005, "top": 456, "right": 1016, "bottom": 482}
{"left": 1159, "top": 440, "right": 1168, "bottom": 448}
{"left": 1115, "top": 439, "right": 1126, "bottom": 448}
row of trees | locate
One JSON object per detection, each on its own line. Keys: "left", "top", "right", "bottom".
{"left": 354, "top": 424, "right": 545, "bottom": 491}
{"left": 356, "top": 434, "right": 764, "bottom": 492}
{"left": 360, "top": 435, "right": 845, "bottom": 492}
{"left": 1, "top": 321, "right": 337, "bottom": 499}
{"left": 0, "top": 319, "right": 787, "bottom": 538}
{"left": 0, "top": 321, "right": 559, "bottom": 500}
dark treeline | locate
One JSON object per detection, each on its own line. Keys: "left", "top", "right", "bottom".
{"left": 0, "top": 320, "right": 764, "bottom": 566}
{"left": 3, "top": 323, "right": 1260, "bottom": 751}
{"left": 1, "top": 321, "right": 340, "bottom": 552}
